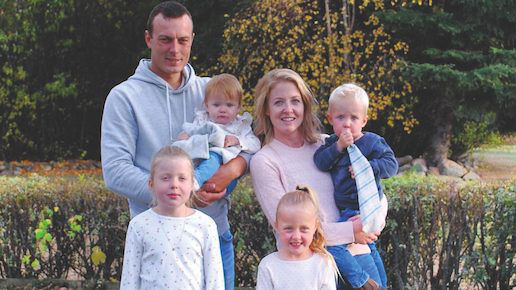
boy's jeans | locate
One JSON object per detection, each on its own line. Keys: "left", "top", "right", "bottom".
{"left": 327, "top": 209, "right": 387, "bottom": 289}
{"left": 219, "top": 230, "right": 235, "bottom": 290}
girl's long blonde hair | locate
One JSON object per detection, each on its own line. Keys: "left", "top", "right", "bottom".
{"left": 276, "top": 185, "right": 340, "bottom": 280}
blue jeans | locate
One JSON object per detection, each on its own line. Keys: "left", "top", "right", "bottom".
{"left": 219, "top": 230, "right": 235, "bottom": 290}
{"left": 327, "top": 209, "right": 387, "bottom": 289}
{"left": 196, "top": 151, "right": 237, "bottom": 193}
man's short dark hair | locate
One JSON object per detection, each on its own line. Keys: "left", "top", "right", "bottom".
{"left": 146, "top": 1, "right": 193, "bottom": 36}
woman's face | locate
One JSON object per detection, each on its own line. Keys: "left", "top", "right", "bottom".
{"left": 267, "top": 81, "right": 305, "bottom": 142}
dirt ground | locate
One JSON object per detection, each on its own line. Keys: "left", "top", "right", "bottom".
{"left": 473, "top": 144, "right": 516, "bottom": 181}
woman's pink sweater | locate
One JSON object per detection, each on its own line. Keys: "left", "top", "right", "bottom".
{"left": 251, "top": 137, "right": 387, "bottom": 255}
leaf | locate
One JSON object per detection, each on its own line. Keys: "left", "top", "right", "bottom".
{"left": 31, "top": 259, "right": 41, "bottom": 271}
{"left": 38, "top": 241, "right": 48, "bottom": 253}
{"left": 22, "top": 255, "right": 30, "bottom": 264}
{"left": 44, "top": 232, "right": 52, "bottom": 242}
{"left": 35, "top": 228, "right": 45, "bottom": 240}
{"left": 91, "top": 246, "right": 106, "bottom": 265}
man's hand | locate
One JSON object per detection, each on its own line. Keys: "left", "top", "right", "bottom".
{"left": 178, "top": 131, "right": 190, "bottom": 141}
{"left": 193, "top": 187, "right": 227, "bottom": 208}
{"left": 336, "top": 128, "right": 353, "bottom": 152}
{"left": 224, "top": 135, "right": 240, "bottom": 147}
{"left": 203, "top": 156, "right": 246, "bottom": 192}
{"left": 351, "top": 215, "right": 379, "bottom": 244}
{"left": 193, "top": 156, "right": 247, "bottom": 207}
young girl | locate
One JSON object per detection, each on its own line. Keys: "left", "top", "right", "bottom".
{"left": 120, "top": 146, "right": 224, "bottom": 290}
{"left": 256, "top": 185, "right": 338, "bottom": 290}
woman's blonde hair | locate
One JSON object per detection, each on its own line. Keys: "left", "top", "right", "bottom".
{"left": 276, "top": 185, "right": 339, "bottom": 280}
{"left": 254, "top": 69, "right": 322, "bottom": 145}
{"left": 149, "top": 145, "right": 199, "bottom": 207}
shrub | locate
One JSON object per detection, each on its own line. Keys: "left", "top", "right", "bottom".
{"left": 0, "top": 174, "right": 128, "bottom": 281}
{"left": 380, "top": 174, "right": 515, "bottom": 290}
{"left": 229, "top": 179, "right": 275, "bottom": 286}
{"left": 0, "top": 174, "right": 514, "bottom": 289}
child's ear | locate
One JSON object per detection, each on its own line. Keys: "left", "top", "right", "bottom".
{"left": 148, "top": 178, "right": 153, "bottom": 189}
{"left": 327, "top": 112, "right": 333, "bottom": 125}
{"left": 362, "top": 115, "right": 368, "bottom": 127}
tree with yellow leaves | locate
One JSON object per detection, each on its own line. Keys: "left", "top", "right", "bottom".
{"left": 215, "top": 0, "right": 420, "bottom": 133}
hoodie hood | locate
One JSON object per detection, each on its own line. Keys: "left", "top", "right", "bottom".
{"left": 128, "top": 59, "right": 202, "bottom": 141}
{"left": 129, "top": 59, "right": 196, "bottom": 94}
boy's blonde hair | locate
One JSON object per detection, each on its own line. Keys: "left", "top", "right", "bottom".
{"left": 328, "top": 83, "right": 369, "bottom": 116}
{"left": 254, "top": 68, "right": 322, "bottom": 145}
{"left": 276, "top": 185, "right": 339, "bottom": 280}
{"left": 149, "top": 145, "right": 199, "bottom": 207}
{"left": 204, "top": 73, "right": 243, "bottom": 106}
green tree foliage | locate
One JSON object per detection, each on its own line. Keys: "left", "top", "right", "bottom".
{"left": 380, "top": 0, "right": 516, "bottom": 163}
{"left": 215, "top": 0, "right": 418, "bottom": 134}
{"left": 0, "top": 0, "right": 241, "bottom": 160}
{"left": 0, "top": 0, "right": 156, "bottom": 160}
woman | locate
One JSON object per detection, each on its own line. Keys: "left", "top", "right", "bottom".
{"left": 250, "top": 68, "right": 387, "bottom": 290}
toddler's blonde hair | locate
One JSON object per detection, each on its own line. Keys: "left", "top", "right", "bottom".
{"left": 328, "top": 83, "right": 369, "bottom": 116}
{"left": 204, "top": 73, "right": 243, "bottom": 106}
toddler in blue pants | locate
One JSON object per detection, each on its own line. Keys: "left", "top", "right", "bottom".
{"left": 314, "top": 83, "right": 398, "bottom": 289}
{"left": 173, "top": 73, "right": 261, "bottom": 289}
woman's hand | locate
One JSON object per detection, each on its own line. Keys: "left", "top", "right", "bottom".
{"left": 351, "top": 215, "right": 379, "bottom": 244}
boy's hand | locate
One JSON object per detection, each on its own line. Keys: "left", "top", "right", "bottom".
{"left": 224, "top": 135, "right": 240, "bottom": 147}
{"left": 336, "top": 128, "right": 353, "bottom": 151}
{"left": 177, "top": 132, "right": 190, "bottom": 141}
{"left": 349, "top": 165, "right": 355, "bottom": 179}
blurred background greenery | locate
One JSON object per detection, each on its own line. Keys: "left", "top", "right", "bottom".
{"left": 1, "top": 0, "right": 514, "bottom": 165}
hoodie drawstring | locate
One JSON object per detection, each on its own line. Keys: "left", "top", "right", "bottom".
{"left": 166, "top": 85, "right": 173, "bottom": 142}
{"left": 182, "top": 91, "right": 186, "bottom": 124}
{"left": 166, "top": 86, "right": 187, "bottom": 142}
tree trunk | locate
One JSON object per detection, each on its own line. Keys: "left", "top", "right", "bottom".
{"left": 324, "top": 0, "right": 333, "bottom": 76}
{"left": 428, "top": 102, "right": 453, "bottom": 167}
{"left": 341, "top": 0, "right": 354, "bottom": 73}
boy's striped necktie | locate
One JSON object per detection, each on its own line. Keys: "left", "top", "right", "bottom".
{"left": 348, "top": 144, "right": 382, "bottom": 234}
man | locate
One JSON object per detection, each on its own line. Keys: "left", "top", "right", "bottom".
{"left": 101, "top": 2, "right": 246, "bottom": 289}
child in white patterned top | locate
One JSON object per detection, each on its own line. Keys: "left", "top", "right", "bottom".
{"left": 120, "top": 145, "right": 224, "bottom": 290}
{"left": 256, "top": 185, "right": 338, "bottom": 290}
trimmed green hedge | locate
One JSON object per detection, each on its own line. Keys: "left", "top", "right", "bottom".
{"left": 0, "top": 175, "right": 128, "bottom": 281}
{"left": 0, "top": 174, "right": 514, "bottom": 289}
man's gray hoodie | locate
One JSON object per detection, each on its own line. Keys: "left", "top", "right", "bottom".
{"left": 101, "top": 59, "right": 234, "bottom": 235}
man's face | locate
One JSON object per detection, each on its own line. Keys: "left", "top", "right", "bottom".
{"left": 145, "top": 14, "right": 193, "bottom": 83}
